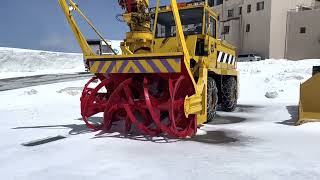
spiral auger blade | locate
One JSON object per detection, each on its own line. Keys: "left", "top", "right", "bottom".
{"left": 143, "top": 75, "right": 197, "bottom": 138}
{"left": 80, "top": 73, "right": 197, "bottom": 138}
{"left": 80, "top": 76, "right": 111, "bottom": 130}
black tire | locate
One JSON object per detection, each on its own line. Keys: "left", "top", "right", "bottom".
{"left": 207, "top": 77, "right": 218, "bottom": 122}
{"left": 221, "top": 76, "right": 237, "bottom": 112}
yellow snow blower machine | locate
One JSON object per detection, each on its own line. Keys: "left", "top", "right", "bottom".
{"left": 297, "top": 66, "right": 320, "bottom": 125}
{"left": 59, "top": 0, "right": 239, "bottom": 138}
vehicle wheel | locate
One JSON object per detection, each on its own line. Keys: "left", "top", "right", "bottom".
{"left": 221, "top": 76, "right": 237, "bottom": 112}
{"left": 207, "top": 77, "right": 218, "bottom": 122}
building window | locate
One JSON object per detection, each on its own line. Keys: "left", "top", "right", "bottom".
{"left": 239, "top": 7, "right": 242, "bottom": 15}
{"left": 257, "top": 1, "right": 264, "bottom": 11}
{"left": 247, "top": 4, "right": 251, "bottom": 13}
{"left": 208, "top": 0, "right": 214, "bottom": 7}
{"left": 216, "top": 0, "right": 223, "bottom": 6}
{"left": 223, "top": 26, "right": 230, "bottom": 34}
{"left": 228, "top": 9, "right": 234, "bottom": 18}
{"left": 300, "top": 27, "right": 306, "bottom": 34}
{"left": 246, "top": 24, "right": 251, "bottom": 32}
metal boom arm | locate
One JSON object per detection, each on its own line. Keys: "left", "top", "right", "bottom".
{"left": 58, "top": 0, "right": 116, "bottom": 55}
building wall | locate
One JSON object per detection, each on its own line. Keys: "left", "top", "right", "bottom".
{"left": 212, "top": 0, "right": 242, "bottom": 40}
{"left": 214, "top": 0, "right": 243, "bottom": 20}
{"left": 268, "top": 0, "right": 297, "bottom": 59}
{"left": 210, "top": 0, "right": 320, "bottom": 59}
{"left": 212, "top": 0, "right": 272, "bottom": 58}
{"left": 221, "top": 19, "right": 241, "bottom": 48}
{"left": 241, "top": 0, "right": 272, "bottom": 58}
{"left": 285, "top": 8, "right": 320, "bottom": 60}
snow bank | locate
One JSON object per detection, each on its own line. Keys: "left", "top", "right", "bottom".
{"left": 0, "top": 47, "right": 84, "bottom": 72}
{"left": 0, "top": 40, "right": 122, "bottom": 79}
{"left": 238, "top": 59, "right": 320, "bottom": 104}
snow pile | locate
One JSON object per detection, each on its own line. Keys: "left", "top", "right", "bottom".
{"left": 24, "top": 89, "right": 38, "bottom": 95}
{"left": 0, "top": 40, "right": 122, "bottom": 79}
{"left": 0, "top": 47, "right": 84, "bottom": 78}
{"left": 238, "top": 59, "right": 320, "bottom": 104}
{"left": 265, "top": 91, "right": 278, "bottom": 99}
{"left": 56, "top": 87, "right": 83, "bottom": 96}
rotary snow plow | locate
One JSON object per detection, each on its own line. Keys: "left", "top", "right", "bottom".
{"left": 59, "top": 0, "right": 238, "bottom": 138}
{"left": 297, "top": 66, "right": 320, "bottom": 125}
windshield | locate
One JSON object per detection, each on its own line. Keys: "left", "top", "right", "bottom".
{"left": 153, "top": 8, "right": 203, "bottom": 38}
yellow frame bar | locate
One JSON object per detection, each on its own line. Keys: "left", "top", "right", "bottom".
{"left": 58, "top": 0, "right": 94, "bottom": 56}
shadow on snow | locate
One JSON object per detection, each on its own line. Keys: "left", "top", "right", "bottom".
{"left": 13, "top": 104, "right": 260, "bottom": 145}
{"left": 276, "top": 105, "right": 298, "bottom": 126}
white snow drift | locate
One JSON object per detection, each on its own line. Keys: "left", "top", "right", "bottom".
{"left": 0, "top": 40, "right": 122, "bottom": 79}
{"left": 0, "top": 47, "right": 84, "bottom": 78}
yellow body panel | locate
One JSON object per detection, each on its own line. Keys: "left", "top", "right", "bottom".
{"left": 88, "top": 58, "right": 181, "bottom": 74}
{"left": 298, "top": 73, "right": 320, "bottom": 125}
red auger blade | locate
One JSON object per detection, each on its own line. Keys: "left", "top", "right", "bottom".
{"left": 80, "top": 70, "right": 197, "bottom": 138}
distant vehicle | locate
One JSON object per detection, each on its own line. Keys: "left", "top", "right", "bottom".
{"left": 238, "top": 54, "right": 262, "bottom": 62}
{"left": 86, "top": 39, "right": 115, "bottom": 55}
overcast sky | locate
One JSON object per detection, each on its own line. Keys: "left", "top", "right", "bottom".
{"left": 0, "top": 0, "right": 176, "bottom": 52}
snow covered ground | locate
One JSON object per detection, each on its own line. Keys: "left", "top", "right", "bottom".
{"left": 0, "top": 49, "right": 320, "bottom": 179}
{"left": 238, "top": 59, "right": 320, "bottom": 104}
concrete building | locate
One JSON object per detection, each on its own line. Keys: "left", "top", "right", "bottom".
{"left": 210, "top": 0, "right": 320, "bottom": 60}
{"left": 286, "top": 8, "right": 320, "bottom": 59}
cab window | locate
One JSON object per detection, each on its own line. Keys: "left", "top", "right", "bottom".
{"left": 205, "top": 13, "right": 216, "bottom": 38}
{"left": 152, "top": 8, "right": 204, "bottom": 38}
{"left": 209, "top": 17, "right": 216, "bottom": 38}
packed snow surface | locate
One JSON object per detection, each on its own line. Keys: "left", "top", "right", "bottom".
{"left": 0, "top": 50, "right": 320, "bottom": 179}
